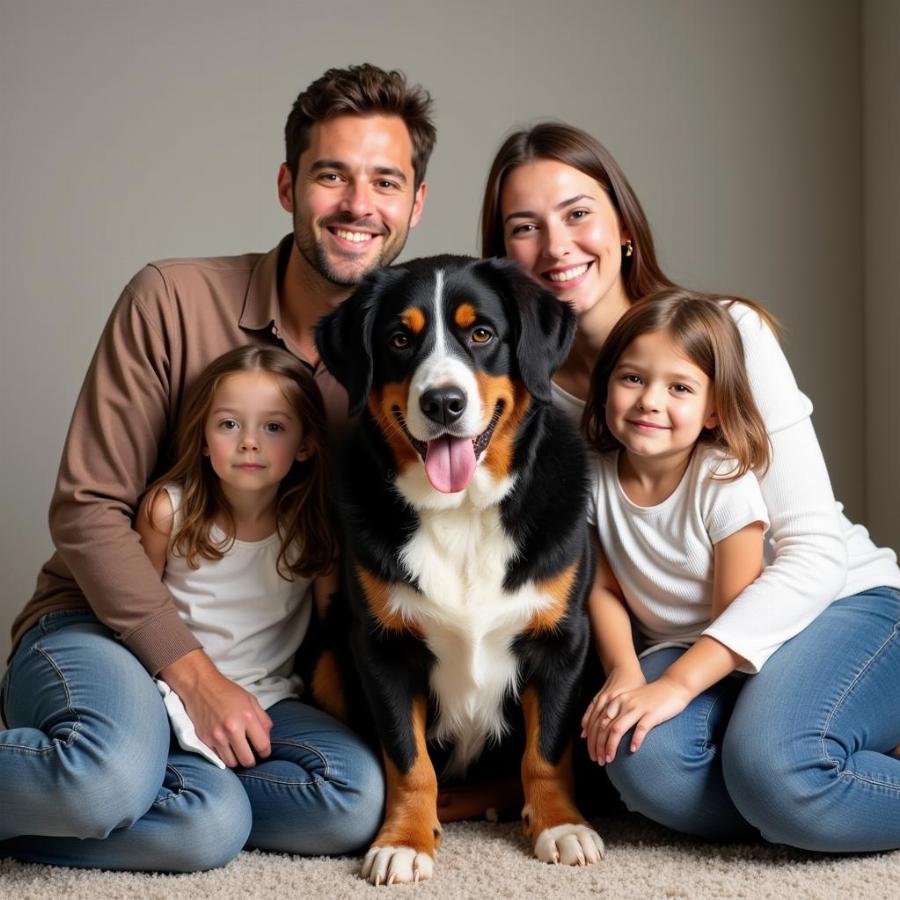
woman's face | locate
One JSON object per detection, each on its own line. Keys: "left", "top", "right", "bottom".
{"left": 500, "top": 159, "right": 629, "bottom": 316}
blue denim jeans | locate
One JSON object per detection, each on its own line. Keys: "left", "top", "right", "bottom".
{"left": 603, "top": 588, "right": 900, "bottom": 852}
{"left": 0, "top": 610, "right": 384, "bottom": 871}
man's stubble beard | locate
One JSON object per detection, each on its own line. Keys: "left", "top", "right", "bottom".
{"left": 294, "top": 210, "right": 414, "bottom": 289}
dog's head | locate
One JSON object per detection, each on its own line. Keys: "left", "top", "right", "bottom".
{"left": 317, "top": 255, "right": 575, "bottom": 501}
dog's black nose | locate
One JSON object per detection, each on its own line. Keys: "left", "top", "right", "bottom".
{"left": 420, "top": 386, "right": 467, "bottom": 426}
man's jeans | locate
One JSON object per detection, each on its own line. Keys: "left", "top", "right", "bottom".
{"left": 0, "top": 610, "right": 383, "bottom": 871}
{"left": 604, "top": 588, "right": 900, "bottom": 852}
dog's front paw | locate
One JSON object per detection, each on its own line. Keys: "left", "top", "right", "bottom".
{"left": 361, "top": 845, "right": 435, "bottom": 885}
{"left": 533, "top": 823, "right": 605, "bottom": 866}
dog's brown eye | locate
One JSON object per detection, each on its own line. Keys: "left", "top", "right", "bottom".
{"left": 391, "top": 333, "right": 410, "bottom": 349}
{"left": 471, "top": 327, "right": 493, "bottom": 344}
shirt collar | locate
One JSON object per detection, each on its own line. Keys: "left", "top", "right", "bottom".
{"left": 238, "top": 234, "right": 293, "bottom": 333}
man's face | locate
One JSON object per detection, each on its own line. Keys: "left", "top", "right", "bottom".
{"left": 278, "top": 114, "right": 426, "bottom": 288}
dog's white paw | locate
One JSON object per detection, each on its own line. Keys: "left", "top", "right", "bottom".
{"left": 534, "top": 823, "right": 605, "bottom": 866}
{"left": 361, "top": 845, "right": 434, "bottom": 885}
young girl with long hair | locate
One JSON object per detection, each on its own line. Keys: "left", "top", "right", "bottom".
{"left": 480, "top": 122, "right": 900, "bottom": 851}
{"left": 579, "top": 291, "right": 769, "bottom": 783}
{"left": 136, "top": 345, "right": 336, "bottom": 765}
{"left": 133, "top": 345, "right": 382, "bottom": 851}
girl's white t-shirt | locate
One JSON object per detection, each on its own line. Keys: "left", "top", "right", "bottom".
{"left": 162, "top": 484, "right": 312, "bottom": 710}
{"left": 589, "top": 449, "right": 769, "bottom": 663}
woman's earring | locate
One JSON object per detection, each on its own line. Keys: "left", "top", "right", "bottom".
{"left": 623, "top": 239, "right": 634, "bottom": 258}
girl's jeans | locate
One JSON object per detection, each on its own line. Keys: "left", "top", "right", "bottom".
{"left": 604, "top": 588, "right": 900, "bottom": 852}
{"left": 0, "top": 610, "right": 384, "bottom": 871}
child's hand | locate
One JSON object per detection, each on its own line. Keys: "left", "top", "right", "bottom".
{"left": 588, "top": 675, "right": 692, "bottom": 765}
{"left": 581, "top": 663, "right": 646, "bottom": 761}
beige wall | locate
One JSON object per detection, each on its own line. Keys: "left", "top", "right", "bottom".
{"left": 863, "top": 0, "right": 900, "bottom": 553}
{"left": 0, "top": 0, "right": 888, "bottom": 665}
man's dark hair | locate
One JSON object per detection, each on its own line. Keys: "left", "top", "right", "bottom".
{"left": 285, "top": 63, "right": 436, "bottom": 190}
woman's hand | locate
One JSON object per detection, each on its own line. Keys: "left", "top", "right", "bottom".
{"left": 581, "top": 662, "right": 646, "bottom": 762}
{"left": 587, "top": 675, "right": 692, "bottom": 765}
{"left": 160, "top": 649, "right": 273, "bottom": 768}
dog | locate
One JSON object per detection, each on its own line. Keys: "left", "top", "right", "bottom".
{"left": 314, "top": 255, "right": 604, "bottom": 885}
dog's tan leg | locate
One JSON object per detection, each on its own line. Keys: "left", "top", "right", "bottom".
{"left": 361, "top": 696, "right": 441, "bottom": 885}
{"left": 520, "top": 687, "right": 605, "bottom": 866}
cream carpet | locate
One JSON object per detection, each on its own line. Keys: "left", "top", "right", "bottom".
{"left": 2, "top": 814, "right": 898, "bottom": 899}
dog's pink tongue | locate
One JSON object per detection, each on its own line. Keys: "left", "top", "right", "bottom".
{"left": 424, "top": 436, "right": 476, "bottom": 493}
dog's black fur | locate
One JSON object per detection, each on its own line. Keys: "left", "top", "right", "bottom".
{"left": 311, "top": 255, "right": 603, "bottom": 882}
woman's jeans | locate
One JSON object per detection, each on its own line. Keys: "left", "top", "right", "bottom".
{"left": 604, "top": 588, "right": 900, "bottom": 852}
{"left": 0, "top": 610, "right": 384, "bottom": 871}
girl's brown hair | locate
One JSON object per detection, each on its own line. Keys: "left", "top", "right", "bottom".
{"left": 143, "top": 346, "right": 335, "bottom": 579}
{"left": 583, "top": 289, "right": 770, "bottom": 480}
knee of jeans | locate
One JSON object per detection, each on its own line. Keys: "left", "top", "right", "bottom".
{"left": 56, "top": 731, "right": 170, "bottom": 839}
{"left": 322, "top": 747, "right": 385, "bottom": 853}
{"left": 605, "top": 724, "right": 694, "bottom": 818}
{"left": 722, "top": 718, "right": 844, "bottom": 849}
{"left": 153, "top": 769, "right": 253, "bottom": 872}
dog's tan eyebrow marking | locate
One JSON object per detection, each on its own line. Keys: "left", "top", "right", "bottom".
{"left": 454, "top": 303, "right": 478, "bottom": 329}
{"left": 401, "top": 307, "right": 426, "bottom": 335}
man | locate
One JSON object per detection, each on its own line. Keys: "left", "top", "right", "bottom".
{"left": 0, "top": 64, "right": 435, "bottom": 872}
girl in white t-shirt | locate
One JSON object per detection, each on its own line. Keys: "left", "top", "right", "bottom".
{"left": 580, "top": 290, "right": 771, "bottom": 768}
{"left": 136, "top": 345, "right": 337, "bottom": 769}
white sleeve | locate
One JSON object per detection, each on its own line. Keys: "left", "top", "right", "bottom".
{"left": 702, "top": 305, "right": 847, "bottom": 672}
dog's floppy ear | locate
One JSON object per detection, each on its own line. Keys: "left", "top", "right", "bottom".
{"left": 475, "top": 257, "right": 576, "bottom": 404}
{"left": 316, "top": 268, "right": 395, "bottom": 417}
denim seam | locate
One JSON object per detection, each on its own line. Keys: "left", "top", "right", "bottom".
{"left": 10, "top": 644, "right": 84, "bottom": 753}
{"left": 699, "top": 685, "right": 729, "bottom": 756}
{"left": 237, "top": 772, "right": 324, "bottom": 786}
{"left": 152, "top": 764, "right": 187, "bottom": 807}
{"left": 820, "top": 620, "right": 900, "bottom": 791}
{"left": 236, "top": 738, "right": 330, "bottom": 786}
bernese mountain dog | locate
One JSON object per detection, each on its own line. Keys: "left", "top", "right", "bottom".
{"left": 314, "top": 255, "right": 604, "bottom": 884}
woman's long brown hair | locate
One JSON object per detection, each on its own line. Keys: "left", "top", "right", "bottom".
{"left": 143, "top": 345, "right": 335, "bottom": 579}
{"left": 480, "top": 122, "right": 675, "bottom": 301}
{"left": 480, "top": 121, "right": 779, "bottom": 333}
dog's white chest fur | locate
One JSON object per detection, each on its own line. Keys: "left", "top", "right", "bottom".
{"left": 389, "top": 498, "right": 555, "bottom": 774}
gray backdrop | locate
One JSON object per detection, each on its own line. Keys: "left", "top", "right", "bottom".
{"left": 2, "top": 0, "right": 898, "bottom": 666}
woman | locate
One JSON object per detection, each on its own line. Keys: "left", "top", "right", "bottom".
{"left": 480, "top": 122, "right": 900, "bottom": 852}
